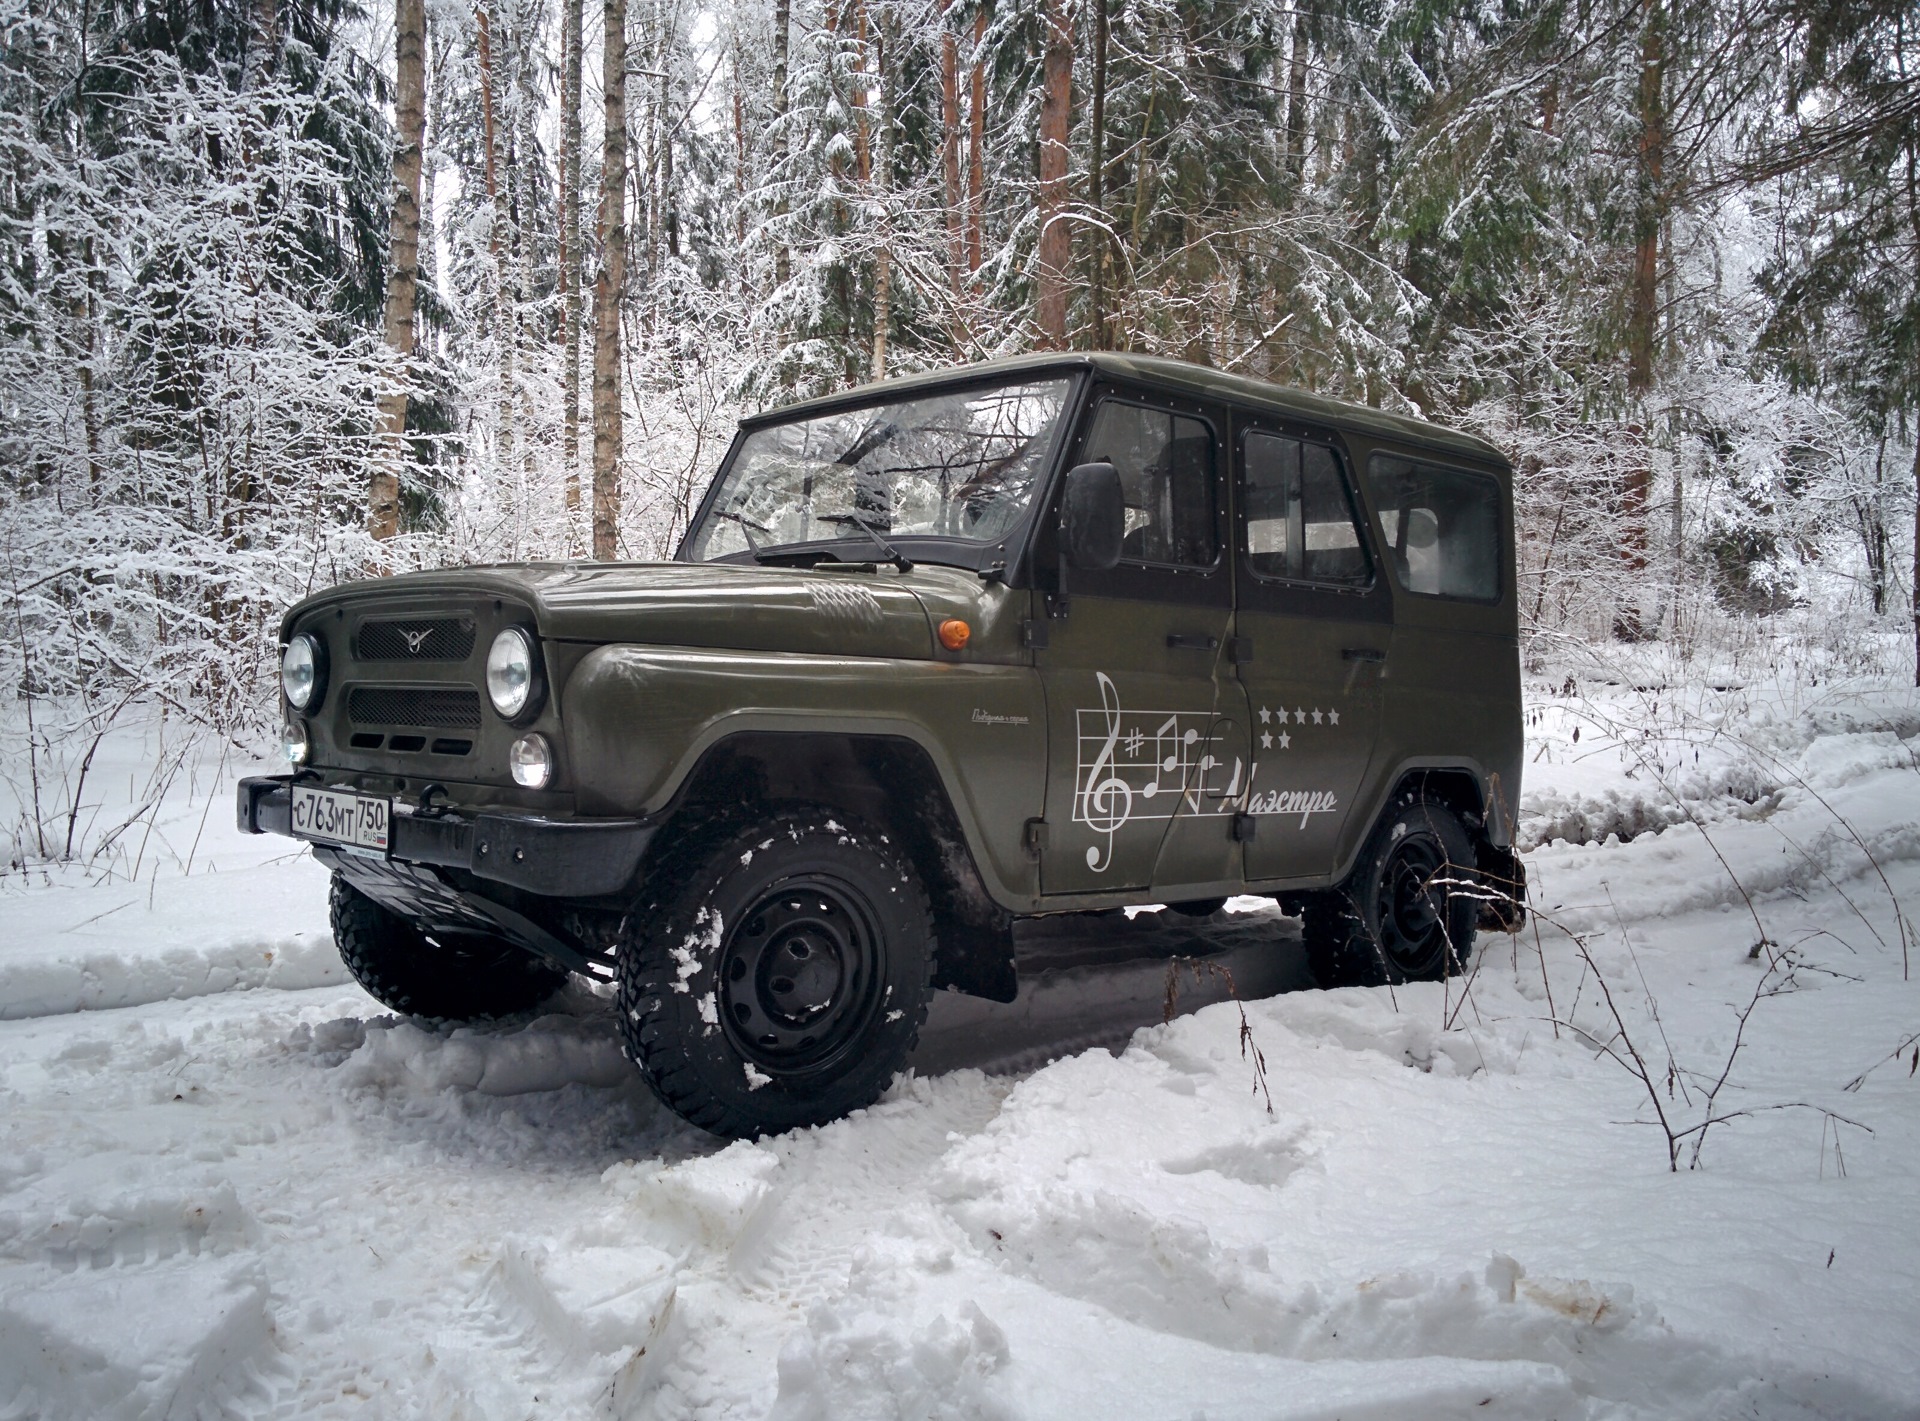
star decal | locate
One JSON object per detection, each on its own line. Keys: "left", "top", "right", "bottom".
{"left": 1278, "top": 730, "right": 1291, "bottom": 749}
{"left": 1311, "top": 708, "right": 1323, "bottom": 725}
{"left": 1258, "top": 706, "right": 1270, "bottom": 725}
{"left": 1294, "top": 708, "right": 1307, "bottom": 724}
{"left": 1260, "top": 731, "right": 1273, "bottom": 749}
{"left": 1328, "top": 708, "right": 1340, "bottom": 726}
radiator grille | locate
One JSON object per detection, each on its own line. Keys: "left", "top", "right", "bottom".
{"left": 347, "top": 687, "right": 482, "bottom": 730}
{"left": 355, "top": 617, "right": 476, "bottom": 662}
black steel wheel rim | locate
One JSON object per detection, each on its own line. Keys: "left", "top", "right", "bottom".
{"left": 720, "top": 874, "right": 884, "bottom": 1074}
{"left": 1374, "top": 833, "right": 1453, "bottom": 976}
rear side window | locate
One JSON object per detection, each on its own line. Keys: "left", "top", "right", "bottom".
{"left": 1242, "top": 432, "right": 1371, "bottom": 587}
{"left": 1083, "top": 401, "right": 1218, "bottom": 568}
{"left": 1367, "top": 455, "right": 1501, "bottom": 601}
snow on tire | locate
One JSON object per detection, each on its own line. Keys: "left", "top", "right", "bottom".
{"left": 616, "top": 806, "right": 935, "bottom": 1140}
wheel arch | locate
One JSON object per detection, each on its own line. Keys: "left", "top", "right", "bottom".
{"left": 641, "top": 730, "right": 1018, "bottom": 1003}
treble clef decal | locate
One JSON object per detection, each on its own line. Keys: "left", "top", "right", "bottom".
{"left": 1080, "top": 672, "right": 1133, "bottom": 871}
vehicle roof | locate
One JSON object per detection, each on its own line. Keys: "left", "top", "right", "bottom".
{"left": 744, "top": 352, "right": 1509, "bottom": 471}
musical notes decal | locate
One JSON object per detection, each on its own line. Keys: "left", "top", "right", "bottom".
{"left": 1072, "top": 673, "right": 1343, "bottom": 872}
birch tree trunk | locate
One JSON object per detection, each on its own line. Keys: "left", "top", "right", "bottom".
{"left": 561, "top": 0, "right": 583, "bottom": 549}
{"left": 369, "top": 0, "right": 426, "bottom": 542}
{"left": 774, "top": 0, "right": 791, "bottom": 289}
{"left": 870, "top": 23, "right": 891, "bottom": 380}
{"left": 593, "top": 0, "right": 628, "bottom": 560}
{"left": 1035, "top": 0, "right": 1072, "bottom": 348}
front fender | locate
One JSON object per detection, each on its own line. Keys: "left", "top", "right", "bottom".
{"left": 561, "top": 645, "right": 1047, "bottom": 904}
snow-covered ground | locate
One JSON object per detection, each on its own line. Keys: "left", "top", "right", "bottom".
{"left": 2, "top": 675, "right": 1918, "bottom": 1420}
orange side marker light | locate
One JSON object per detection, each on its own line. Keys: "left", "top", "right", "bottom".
{"left": 938, "top": 619, "right": 971, "bottom": 651}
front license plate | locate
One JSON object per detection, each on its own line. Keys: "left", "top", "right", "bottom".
{"left": 290, "top": 785, "right": 391, "bottom": 854}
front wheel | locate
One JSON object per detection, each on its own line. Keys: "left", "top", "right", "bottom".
{"left": 616, "top": 806, "right": 934, "bottom": 1139}
{"left": 1303, "top": 793, "right": 1479, "bottom": 988}
{"left": 329, "top": 876, "right": 567, "bottom": 1020}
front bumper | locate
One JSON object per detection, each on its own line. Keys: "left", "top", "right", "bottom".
{"left": 236, "top": 775, "right": 655, "bottom": 899}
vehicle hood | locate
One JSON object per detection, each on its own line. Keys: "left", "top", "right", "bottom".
{"left": 283, "top": 560, "right": 984, "bottom": 660}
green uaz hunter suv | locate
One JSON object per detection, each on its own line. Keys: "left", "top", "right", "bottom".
{"left": 238, "top": 353, "right": 1525, "bottom": 1139}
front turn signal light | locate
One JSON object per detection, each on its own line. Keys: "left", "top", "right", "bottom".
{"left": 938, "top": 619, "right": 971, "bottom": 651}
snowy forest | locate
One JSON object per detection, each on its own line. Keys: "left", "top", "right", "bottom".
{"left": 3, "top": 0, "right": 1919, "bottom": 831}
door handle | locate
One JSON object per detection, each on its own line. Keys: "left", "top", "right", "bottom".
{"left": 1167, "top": 633, "right": 1220, "bottom": 651}
{"left": 1341, "top": 647, "right": 1387, "bottom": 663}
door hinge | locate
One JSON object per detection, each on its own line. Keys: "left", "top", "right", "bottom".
{"left": 1022, "top": 619, "right": 1050, "bottom": 650}
{"left": 1024, "top": 817, "right": 1049, "bottom": 856}
{"left": 1232, "top": 813, "right": 1257, "bottom": 842}
{"left": 1228, "top": 636, "right": 1254, "bottom": 665}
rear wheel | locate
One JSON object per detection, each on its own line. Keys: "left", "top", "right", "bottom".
{"left": 616, "top": 806, "right": 934, "bottom": 1139}
{"left": 1303, "top": 793, "right": 1479, "bottom": 988}
{"left": 1168, "top": 897, "right": 1229, "bottom": 919}
{"left": 328, "top": 876, "right": 567, "bottom": 1020}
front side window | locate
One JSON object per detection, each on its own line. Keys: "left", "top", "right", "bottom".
{"left": 684, "top": 378, "right": 1071, "bottom": 564}
{"left": 1367, "top": 455, "right": 1501, "bottom": 601}
{"left": 1243, "top": 432, "right": 1371, "bottom": 587}
{"left": 1082, "top": 401, "right": 1217, "bottom": 568}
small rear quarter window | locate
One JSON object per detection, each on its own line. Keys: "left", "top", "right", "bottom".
{"left": 1366, "top": 455, "right": 1501, "bottom": 602}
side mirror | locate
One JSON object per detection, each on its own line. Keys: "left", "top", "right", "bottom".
{"left": 1061, "top": 461, "right": 1123, "bottom": 571}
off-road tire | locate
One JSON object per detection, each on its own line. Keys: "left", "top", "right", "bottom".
{"left": 616, "top": 805, "right": 935, "bottom": 1139}
{"left": 1303, "top": 793, "right": 1479, "bottom": 988}
{"left": 329, "top": 875, "right": 567, "bottom": 1020}
{"left": 1168, "top": 897, "right": 1229, "bottom": 919}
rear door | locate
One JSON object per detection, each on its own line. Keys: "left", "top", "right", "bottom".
{"left": 1230, "top": 415, "right": 1393, "bottom": 883}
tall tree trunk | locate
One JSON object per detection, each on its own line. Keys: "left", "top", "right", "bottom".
{"left": 477, "top": 4, "right": 514, "bottom": 481}
{"left": 1035, "top": 0, "right": 1072, "bottom": 348}
{"left": 1286, "top": 5, "right": 1308, "bottom": 185}
{"left": 940, "top": 2, "right": 963, "bottom": 315}
{"left": 1089, "top": 0, "right": 1107, "bottom": 348}
{"left": 369, "top": 0, "right": 426, "bottom": 542}
{"left": 420, "top": 19, "right": 442, "bottom": 295}
{"left": 1911, "top": 435, "right": 1919, "bottom": 686}
{"left": 593, "top": 0, "right": 628, "bottom": 560}
{"left": 1617, "top": 0, "right": 1665, "bottom": 640}
{"left": 243, "top": 0, "right": 279, "bottom": 92}
{"left": 967, "top": 7, "right": 986, "bottom": 277}
{"left": 774, "top": 0, "right": 791, "bottom": 290}
{"left": 731, "top": 26, "right": 749, "bottom": 288}
{"left": 562, "top": 0, "right": 584, "bottom": 549}
{"left": 662, "top": 37, "right": 677, "bottom": 261}
{"left": 870, "top": 22, "right": 891, "bottom": 380}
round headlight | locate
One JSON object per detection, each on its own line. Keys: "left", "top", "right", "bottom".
{"left": 281, "top": 633, "right": 326, "bottom": 711}
{"left": 510, "top": 732, "right": 553, "bottom": 789}
{"left": 281, "top": 721, "right": 310, "bottom": 765}
{"left": 486, "top": 627, "right": 541, "bottom": 720}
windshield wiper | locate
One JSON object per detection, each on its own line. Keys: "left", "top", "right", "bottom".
{"left": 712, "top": 508, "right": 774, "bottom": 562}
{"left": 818, "top": 511, "right": 914, "bottom": 572}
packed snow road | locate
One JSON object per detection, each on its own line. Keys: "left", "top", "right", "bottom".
{"left": 3, "top": 678, "right": 1918, "bottom": 1419}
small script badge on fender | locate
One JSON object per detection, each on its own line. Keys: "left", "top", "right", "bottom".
{"left": 400, "top": 627, "right": 432, "bottom": 653}
{"left": 971, "top": 708, "right": 1030, "bottom": 727}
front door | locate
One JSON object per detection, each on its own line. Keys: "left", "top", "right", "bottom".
{"left": 1231, "top": 417, "right": 1393, "bottom": 883}
{"left": 1036, "top": 389, "right": 1245, "bottom": 895}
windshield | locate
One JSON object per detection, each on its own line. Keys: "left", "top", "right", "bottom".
{"left": 683, "top": 378, "right": 1073, "bottom": 565}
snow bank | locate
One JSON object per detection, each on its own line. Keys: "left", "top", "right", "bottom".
{"left": 0, "top": 855, "right": 340, "bottom": 1020}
